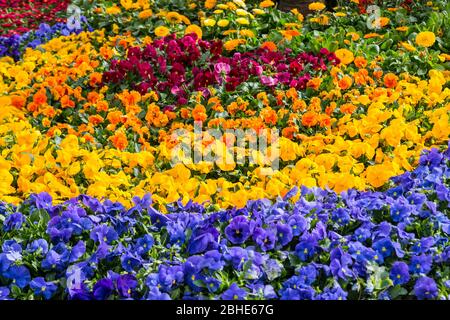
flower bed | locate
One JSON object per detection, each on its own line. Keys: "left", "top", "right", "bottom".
{"left": 0, "top": 0, "right": 449, "bottom": 300}
{"left": 0, "top": 20, "right": 92, "bottom": 61}
{"left": 0, "top": 146, "right": 449, "bottom": 300}
{"left": 102, "top": 34, "right": 339, "bottom": 98}
{"left": 0, "top": 0, "right": 71, "bottom": 37}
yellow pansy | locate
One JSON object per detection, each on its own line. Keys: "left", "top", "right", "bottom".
{"left": 154, "top": 26, "right": 170, "bottom": 37}
{"left": 203, "top": 18, "right": 217, "bottom": 27}
{"left": 235, "top": 17, "right": 250, "bottom": 25}
{"left": 217, "top": 19, "right": 230, "bottom": 27}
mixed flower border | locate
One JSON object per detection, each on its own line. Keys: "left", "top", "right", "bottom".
{"left": 0, "top": 0, "right": 449, "bottom": 300}
{"left": 0, "top": 144, "right": 449, "bottom": 300}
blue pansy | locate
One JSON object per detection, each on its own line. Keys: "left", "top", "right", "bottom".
{"left": 409, "top": 254, "right": 432, "bottom": 274}
{"left": 252, "top": 227, "right": 276, "bottom": 252}
{"left": 330, "top": 253, "right": 354, "bottom": 280}
{"left": 90, "top": 224, "right": 119, "bottom": 244}
{"left": 41, "top": 243, "right": 70, "bottom": 271}
{"left": 121, "top": 252, "right": 142, "bottom": 272}
{"left": 67, "top": 283, "right": 92, "bottom": 300}
{"left": 353, "top": 226, "right": 371, "bottom": 242}
{"left": 276, "top": 223, "right": 293, "bottom": 247}
{"left": 221, "top": 283, "right": 247, "bottom": 300}
{"left": 27, "top": 239, "right": 49, "bottom": 256}
{"left": 202, "top": 250, "right": 225, "bottom": 271}
{"left": 331, "top": 208, "right": 351, "bottom": 226}
{"left": 295, "top": 236, "right": 317, "bottom": 261}
{"left": 145, "top": 286, "right": 171, "bottom": 300}
{"left": 414, "top": 277, "right": 438, "bottom": 300}
{"left": 386, "top": 186, "right": 404, "bottom": 199}
{"left": 186, "top": 272, "right": 206, "bottom": 292}
{"left": 166, "top": 222, "right": 186, "bottom": 246}
{"left": 30, "top": 192, "right": 54, "bottom": 213}
{"left": 411, "top": 237, "right": 435, "bottom": 255}
{"left": 148, "top": 206, "right": 170, "bottom": 229}
{"left": 30, "top": 277, "right": 58, "bottom": 299}
{"left": 263, "top": 259, "right": 283, "bottom": 281}
{"left": 1, "top": 240, "right": 21, "bottom": 253}
{"left": 263, "top": 285, "right": 278, "bottom": 299}
{"left": 419, "top": 148, "right": 443, "bottom": 168}
{"left": 158, "top": 265, "right": 184, "bottom": 289}
{"left": 135, "top": 234, "right": 154, "bottom": 256}
{"left": 93, "top": 278, "right": 115, "bottom": 300}
{"left": 225, "top": 216, "right": 253, "bottom": 244}
{"left": 69, "top": 240, "right": 86, "bottom": 263}
{"left": 204, "top": 277, "right": 221, "bottom": 293}
{"left": 187, "top": 225, "right": 219, "bottom": 254}
{"left": 390, "top": 198, "right": 411, "bottom": 223}
{"left": 287, "top": 214, "right": 309, "bottom": 236}
{"left": 297, "top": 265, "right": 317, "bottom": 285}
{"left": 372, "top": 238, "right": 394, "bottom": 258}
{"left": 0, "top": 254, "right": 11, "bottom": 273}
{"left": 4, "top": 265, "right": 31, "bottom": 288}
{"left": 117, "top": 274, "right": 138, "bottom": 299}
{"left": 280, "top": 284, "right": 315, "bottom": 300}
{"left": 315, "top": 285, "right": 347, "bottom": 300}
{"left": 389, "top": 262, "right": 410, "bottom": 285}
{"left": 0, "top": 287, "right": 11, "bottom": 300}
{"left": 3, "top": 212, "right": 25, "bottom": 231}
{"left": 348, "top": 242, "right": 374, "bottom": 263}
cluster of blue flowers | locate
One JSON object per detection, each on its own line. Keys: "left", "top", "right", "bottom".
{"left": 0, "top": 17, "right": 92, "bottom": 61}
{"left": 0, "top": 144, "right": 449, "bottom": 300}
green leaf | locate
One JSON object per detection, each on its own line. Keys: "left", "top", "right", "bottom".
{"left": 390, "top": 285, "right": 408, "bottom": 299}
{"left": 367, "top": 44, "right": 380, "bottom": 56}
{"left": 10, "top": 285, "right": 22, "bottom": 297}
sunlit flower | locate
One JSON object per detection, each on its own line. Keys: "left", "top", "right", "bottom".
{"left": 138, "top": 9, "right": 153, "bottom": 19}
{"left": 154, "top": 26, "right": 170, "bottom": 37}
{"left": 185, "top": 24, "right": 203, "bottom": 38}
{"left": 416, "top": 31, "right": 436, "bottom": 47}
{"left": 166, "top": 12, "right": 182, "bottom": 24}
{"left": 235, "top": 17, "right": 250, "bottom": 25}
{"left": 260, "top": 0, "right": 275, "bottom": 8}
{"left": 203, "top": 18, "right": 217, "bottom": 27}
{"left": 400, "top": 41, "right": 416, "bottom": 52}
{"left": 334, "top": 49, "right": 354, "bottom": 65}
{"left": 205, "top": 0, "right": 217, "bottom": 9}
{"left": 308, "top": 2, "right": 326, "bottom": 11}
{"left": 217, "top": 19, "right": 230, "bottom": 27}
{"left": 106, "top": 6, "right": 122, "bottom": 15}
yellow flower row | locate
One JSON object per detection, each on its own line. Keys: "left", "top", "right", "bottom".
{"left": 0, "top": 84, "right": 448, "bottom": 209}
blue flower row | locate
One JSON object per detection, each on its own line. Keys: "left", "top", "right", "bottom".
{"left": 0, "top": 17, "right": 92, "bottom": 61}
{"left": 0, "top": 144, "right": 449, "bottom": 300}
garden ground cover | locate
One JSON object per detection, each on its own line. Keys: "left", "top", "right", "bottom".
{"left": 0, "top": 0, "right": 449, "bottom": 300}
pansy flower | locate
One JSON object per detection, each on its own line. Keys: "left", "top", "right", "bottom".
{"left": 409, "top": 254, "right": 432, "bottom": 275}
{"left": 389, "top": 262, "right": 410, "bottom": 285}
{"left": 225, "top": 216, "right": 253, "bottom": 244}
{"left": 221, "top": 283, "right": 247, "bottom": 300}
{"left": 414, "top": 277, "right": 438, "bottom": 300}
{"left": 30, "top": 277, "right": 58, "bottom": 300}
{"left": 93, "top": 278, "right": 115, "bottom": 300}
{"left": 295, "top": 236, "right": 318, "bottom": 261}
{"left": 4, "top": 265, "right": 31, "bottom": 289}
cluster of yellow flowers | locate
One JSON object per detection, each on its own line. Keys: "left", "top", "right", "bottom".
{"left": 1, "top": 56, "right": 448, "bottom": 208}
